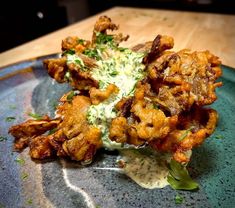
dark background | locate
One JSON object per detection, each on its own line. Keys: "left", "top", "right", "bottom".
{"left": 1, "top": 0, "right": 234, "bottom": 53}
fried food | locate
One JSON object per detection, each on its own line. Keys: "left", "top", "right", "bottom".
{"left": 147, "top": 49, "right": 222, "bottom": 115}
{"left": 9, "top": 16, "right": 222, "bottom": 165}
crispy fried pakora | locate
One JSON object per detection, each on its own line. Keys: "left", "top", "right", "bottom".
{"left": 9, "top": 16, "right": 222, "bottom": 164}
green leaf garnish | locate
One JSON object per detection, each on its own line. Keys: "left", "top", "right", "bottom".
{"left": 15, "top": 157, "right": 25, "bottom": 165}
{"left": 64, "top": 49, "right": 75, "bottom": 55}
{"left": 67, "top": 91, "right": 75, "bottom": 102}
{"left": 110, "top": 70, "right": 118, "bottom": 76}
{"left": 48, "top": 128, "right": 57, "bottom": 135}
{"left": 178, "top": 126, "right": 194, "bottom": 141}
{"left": 77, "top": 39, "right": 85, "bottom": 45}
{"left": 28, "top": 113, "right": 43, "bottom": 120}
{"left": 21, "top": 172, "right": 28, "bottom": 180}
{"left": 118, "top": 47, "right": 128, "bottom": 52}
{"left": 175, "top": 194, "right": 184, "bottom": 204}
{"left": 83, "top": 48, "right": 102, "bottom": 60}
{"left": 215, "top": 134, "right": 224, "bottom": 139}
{"left": 167, "top": 160, "right": 199, "bottom": 190}
{"left": 0, "top": 136, "right": 7, "bottom": 142}
{"left": 5, "top": 117, "right": 16, "bottom": 122}
{"left": 96, "top": 32, "right": 114, "bottom": 45}
{"left": 26, "top": 199, "right": 33, "bottom": 205}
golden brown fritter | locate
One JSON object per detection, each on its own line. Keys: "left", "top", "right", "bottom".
{"left": 44, "top": 57, "right": 67, "bottom": 83}
{"left": 9, "top": 116, "right": 60, "bottom": 151}
{"left": 109, "top": 83, "right": 178, "bottom": 146}
{"left": 61, "top": 36, "right": 91, "bottom": 53}
{"left": 149, "top": 107, "right": 218, "bottom": 163}
{"left": 147, "top": 49, "right": 222, "bottom": 115}
{"left": 9, "top": 96, "right": 102, "bottom": 162}
{"left": 92, "top": 15, "right": 129, "bottom": 45}
{"left": 90, "top": 84, "right": 119, "bottom": 105}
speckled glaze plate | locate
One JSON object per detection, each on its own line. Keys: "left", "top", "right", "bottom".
{"left": 0, "top": 55, "right": 234, "bottom": 208}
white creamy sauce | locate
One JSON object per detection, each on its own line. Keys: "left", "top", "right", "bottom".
{"left": 119, "top": 149, "right": 171, "bottom": 189}
{"left": 86, "top": 48, "right": 146, "bottom": 149}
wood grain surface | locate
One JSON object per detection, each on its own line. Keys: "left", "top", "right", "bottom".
{"left": 0, "top": 7, "right": 235, "bottom": 67}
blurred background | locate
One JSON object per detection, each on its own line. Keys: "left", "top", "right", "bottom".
{"left": 1, "top": 0, "right": 234, "bottom": 53}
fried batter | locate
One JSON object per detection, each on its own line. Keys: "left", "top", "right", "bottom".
{"left": 90, "top": 84, "right": 119, "bottom": 105}
{"left": 9, "top": 16, "right": 222, "bottom": 165}
{"left": 147, "top": 49, "right": 222, "bottom": 115}
{"left": 150, "top": 107, "right": 218, "bottom": 163}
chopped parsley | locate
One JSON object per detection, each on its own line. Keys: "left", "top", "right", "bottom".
{"left": 167, "top": 160, "right": 199, "bottom": 190}
{"left": 66, "top": 91, "right": 75, "bottom": 102}
{"left": 63, "top": 49, "right": 75, "bottom": 55}
{"left": 83, "top": 48, "right": 102, "bottom": 60}
{"left": 178, "top": 127, "right": 194, "bottom": 141}
{"left": 175, "top": 194, "right": 184, "bottom": 204}
{"left": 28, "top": 113, "right": 43, "bottom": 120}
{"left": 15, "top": 157, "right": 25, "bottom": 165}
{"left": 5, "top": 116, "right": 16, "bottom": 122}
{"left": 26, "top": 199, "right": 33, "bottom": 205}
{"left": 95, "top": 32, "right": 114, "bottom": 45}
{"left": 215, "top": 134, "right": 224, "bottom": 139}
{"left": 21, "top": 172, "right": 28, "bottom": 180}
{"left": 48, "top": 128, "right": 57, "bottom": 135}
{"left": 118, "top": 47, "right": 128, "bottom": 52}
{"left": 0, "top": 136, "right": 7, "bottom": 142}
{"left": 77, "top": 38, "right": 85, "bottom": 45}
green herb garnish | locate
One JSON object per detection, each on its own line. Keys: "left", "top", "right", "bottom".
{"left": 0, "top": 136, "right": 7, "bottom": 142}
{"left": 67, "top": 91, "right": 75, "bottom": 102}
{"left": 77, "top": 39, "right": 85, "bottom": 45}
{"left": 48, "top": 128, "right": 57, "bottom": 135}
{"left": 5, "top": 117, "right": 16, "bottom": 122}
{"left": 83, "top": 48, "right": 101, "bottom": 60}
{"left": 175, "top": 194, "right": 184, "bottom": 204}
{"left": 215, "top": 134, "right": 224, "bottom": 139}
{"left": 110, "top": 70, "right": 118, "bottom": 76}
{"left": 28, "top": 113, "right": 43, "bottom": 120}
{"left": 167, "top": 160, "right": 199, "bottom": 190}
{"left": 96, "top": 32, "right": 114, "bottom": 45}
{"left": 21, "top": 172, "right": 28, "bottom": 180}
{"left": 178, "top": 127, "right": 194, "bottom": 141}
{"left": 64, "top": 49, "right": 75, "bottom": 55}
{"left": 15, "top": 157, "right": 25, "bottom": 165}
{"left": 26, "top": 199, "right": 33, "bottom": 205}
{"left": 118, "top": 47, "right": 128, "bottom": 52}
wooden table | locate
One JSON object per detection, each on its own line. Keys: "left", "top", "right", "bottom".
{"left": 1, "top": 7, "right": 235, "bottom": 68}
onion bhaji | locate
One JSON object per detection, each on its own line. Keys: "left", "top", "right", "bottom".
{"left": 9, "top": 16, "right": 222, "bottom": 164}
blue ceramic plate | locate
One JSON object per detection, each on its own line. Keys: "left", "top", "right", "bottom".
{"left": 0, "top": 55, "right": 234, "bottom": 208}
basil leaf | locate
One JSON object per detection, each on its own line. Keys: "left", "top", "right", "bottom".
{"left": 167, "top": 160, "right": 199, "bottom": 190}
